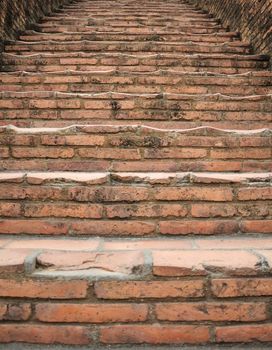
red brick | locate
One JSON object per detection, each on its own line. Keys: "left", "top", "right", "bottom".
{"left": 78, "top": 148, "right": 140, "bottom": 159}
{"left": 238, "top": 187, "right": 272, "bottom": 200}
{"left": 191, "top": 204, "right": 236, "bottom": 217}
{"left": 0, "top": 185, "right": 63, "bottom": 200}
{"left": 0, "top": 303, "right": 31, "bottom": 321}
{"left": 0, "top": 147, "right": 9, "bottom": 157}
{"left": 155, "top": 302, "right": 266, "bottom": 321}
{"left": 12, "top": 147, "right": 74, "bottom": 158}
{"left": 211, "top": 278, "right": 272, "bottom": 297}
{"left": 37, "top": 251, "right": 145, "bottom": 275}
{"left": 95, "top": 280, "right": 205, "bottom": 299}
{"left": 216, "top": 324, "right": 272, "bottom": 343}
{"left": 0, "top": 324, "right": 90, "bottom": 344}
{"left": 0, "top": 279, "right": 88, "bottom": 299}
{"left": 24, "top": 203, "right": 103, "bottom": 218}
{"left": 0, "top": 219, "right": 68, "bottom": 235}
{"left": 0, "top": 249, "right": 31, "bottom": 273}
{"left": 29, "top": 99, "right": 57, "bottom": 109}
{"left": 154, "top": 187, "right": 233, "bottom": 201}
{"left": 35, "top": 303, "right": 148, "bottom": 322}
{"left": 0, "top": 203, "right": 21, "bottom": 217}
{"left": 68, "top": 186, "right": 150, "bottom": 202}
{"left": 211, "top": 148, "right": 271, "bottom": 159}
{"left": 70, "top": 220, "right": 155, "bottom": 235}
{"left": 41, "top": 134, "right": 105, "bottom": 146}
{"left": 240, "top": 220, "right": 272, "bottom": 233}
{"left": 159, "top": 220, "right": 238, "bottom": 235}
{"left": 106, "top": 204, "right": 188, "bottom": 218}
{"left": 153, "top": 250, "right": 260, "bottom": 276}
{"left": 100, "top": 325, "right": 210, "bottom": 344}
{"left": 144, "top": 148, "right": 207, "bottom": 159}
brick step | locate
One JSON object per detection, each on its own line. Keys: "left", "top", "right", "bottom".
{"left": 0, "top": 237, "right": 272, "bottom": 345}
{"left": 4, "top": 41, "right": 250, "bottom": 56}
{"left": 0, "top": 171, "right": 270, "bottom": 236}
{"left": 39, "top": 17, "right": 219, "bottom": 25}
{"left": 37, "top": 25, "right": 226, "bottom": 34}
{"left": 3, "top": 53, "right": 267, "bottom": 74}
{"left": 1, "top": 70, "right": 271, "bottom": 96}
{"left": 0, "top": 125, "right": 271, "bottom": 172}
{"left": 20, "top": 31, "right": 238, "bottom": 43}
{"left": 0, "top": 91, "right": 271, "bottom": 126}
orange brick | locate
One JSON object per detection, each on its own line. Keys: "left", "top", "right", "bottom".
{"left": 68, "top": 186, "right": 149, "bottom": 202}
{"left": 216, "top": 324, "right": 272, "bottom": 343}
{"left": 0, "top": 324, "right": 90, "bottom": 345}
{"left": 211, "top": 278, "right": 272, "bottom": 297}
{"left": 0, "top": 219, "right": 68, "bottom": 235}
{"left": 159, "top": 220, "right": 238, "bottom": 235}
{"left": 237, "top": 187, "right": 272, "bottom": 200}
{"left": 191, "top": 204, "right": 236, "bottom": 217}
{"left": 154, "top": 187, "right": 233, "bottom": 201}
{"left": 106, "top": 204, "right": 188, "bottom": 218}
{"left": 240, "top": 220, "right": 272, "bottom": 233}
{"left": 100, "top": 325, "right": 210, "bottom": 344}
{"left": 78, "top": 148, "right": 141, "bottom": 159}
{"left": 0, "top": 279, "right": 88, "bottom": 299}
{"left": 35, "top": 303, "right": 148, "bottom": 322}
{"left": 24, "top": 203, "right": 103, "bottom": 218}
{"left": 155, "top": 302, "right": 266, "bottom": 321}
{"left": 41, "top": 134, "right": 105, "bottom": 146}
{"left": 0, "top": 303, "right": 31, "bottom": 321}
{"left": 70, "top": 220, "right": 155, "bottom": 235}
{"left": 0, "top": 203, "right": 21, "bottom": 217}
{"left": 12, "top": 147, "right": 74, "bottom": 158}
{"left": 95, "top": 280, "right": 205, "bottom": 299}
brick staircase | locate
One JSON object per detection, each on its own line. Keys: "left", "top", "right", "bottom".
{"left": 0, "top": 0, "right": 271, "bottom": 347}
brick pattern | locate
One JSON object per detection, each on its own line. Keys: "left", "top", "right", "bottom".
{"left": 0, "top": 243, "right": 272, "bottom": 345}
{"left": 188, "top": 0, "right": 272, "bottom": 58}
{"left": 0, "top": 0, "right": 73, "bottom": 44}
{"left": 0, "top": 172, "right": 271, "bottom": 236}
{"left": 0, "top": 0, "right": 271, "bottom": 346}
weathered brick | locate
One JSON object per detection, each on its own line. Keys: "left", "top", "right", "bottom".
{"left": 95, "top": 280, "right": 205, "bottom": 299}
{"left": 35, "top": 303, "right": 148, "bottom": 322}
{"left": 0, "top": 324, "right": 90, "bottom": 345}
{"left": 0, "top": 303, "right": 31, "bottom": 321}
{"left": 159, "top": 220, "right": 238, "bottom": 235}
{"left": 216, "top": 324, "right": 272, "bottom": 343}
{"left": 12, "top": 147, "right": 74, "bottom": 158}
{"left": 191, "top": 204, "right": 236, "bottom": 217}
{"left": 155, "top": 302, "right": 267, "bottom": 321}
{"left": 237, "top": 187, "right": 272, "bottom": 200}
{"left": 154, "top": 187, "right": 233, "bottom": 201}
{"left": 0, "top": 219, "right": 68, "bottom": 235}
{"left": 106, "top": 204, "right": 188, "bottom": 218}
{"left": 100, "top": 325, "right": 210, "bottom": 344}
{"left": 24, "top": 203, "right": 103, "bottom": 218}
{"left": 211, "top": 278, "right": 272, "bottom": 297}
{"left": 0, "top": 279, "right": 88, "bottom": 299}
{"left": 153, "top": 250, "right": 260, "bottom": 276}
{"left": 240, "top": 220, "right": 272, "bottom": 233}
{"left": 70, "top": 220, "right": 155, "bottom": 235}
{"left": 68, "top": 186, "right": 150, "bottom": 202}
{"left": 0, "top": 203, "right": 21, "bottom": 217}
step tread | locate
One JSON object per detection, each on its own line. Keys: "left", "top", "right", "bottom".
{"left": 1, "top": 237, "right": 271, "bottom": 278}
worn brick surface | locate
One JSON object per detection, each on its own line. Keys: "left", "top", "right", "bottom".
{"left": 0, "top": 0, "right": 271, "bottom": 346}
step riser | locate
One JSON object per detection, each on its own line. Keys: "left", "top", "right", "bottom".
{"left": 0, "top": 127, "right": 271, "bottom": 172}
{"left": 0, "top": 172, "right": 271, "bottom": 236}
{"left": 20, "top": 34, "right": 237, "bottom": 43}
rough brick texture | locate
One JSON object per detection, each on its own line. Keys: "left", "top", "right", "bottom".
{"left": 188, "top": 0, "right": 272, "bottom": 58}
{"left": 0, "top": 0, "right": 271, "bottom": 346}
{"left": 0, "top": 0, "right": 73, "bottom": 45}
